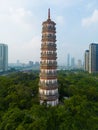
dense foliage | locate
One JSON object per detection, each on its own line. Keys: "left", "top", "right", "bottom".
{"left": 0, "top": 71, "right": 98, "bottom": 130}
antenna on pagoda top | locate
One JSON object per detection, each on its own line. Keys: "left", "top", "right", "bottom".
{"left": 48, "top": 8, "right": 50, "bottom": 19}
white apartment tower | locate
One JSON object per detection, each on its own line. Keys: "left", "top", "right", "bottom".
{"left": 39, "top": 9, "right": 59, "bottom": 106}
{"left": 0, "top": 43, "right": 8, "bottom": 72}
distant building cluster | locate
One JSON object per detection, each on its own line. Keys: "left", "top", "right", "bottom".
{"left": 0, "top": 43, "right": 8, "bottom": 72}
{"left": 9, "top": 61, "right": 40, "bottom": 71}
{"left": 66, "top": 53, "right": 83, "bottom": 70}
{"left": 84, "top": 43, "right": 98, "bottom": 73}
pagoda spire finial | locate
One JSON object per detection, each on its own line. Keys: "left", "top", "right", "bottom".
{"left": 48, "top": 8, "right": 50, "bottom": 19}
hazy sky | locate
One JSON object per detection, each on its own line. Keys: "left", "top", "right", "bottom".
{"left": 0, "top": 0, "right": 98, "bottom": 64}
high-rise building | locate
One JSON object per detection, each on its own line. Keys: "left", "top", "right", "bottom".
{"left": 89, "top": 43, "right": 98, "bottom": 73}
{"left": 29, "top": 61, "right": 34, "bottom": 67}
{"left": 39, "top": 9, "right": 59, "bottom": 106}
{"left": 84, "top": 50, "right": 89, "bottom": 72}
{"left": 71, "top": 57, "right": 75, "bottom": 69}
{"left": 77, "top": 59, "right": 82, "bottom": 69}
{"left": 67, "top": 53, "right": 70, "bottom": 68}
{"left": 0, "top": 43, "right": 8, "bottom": 72}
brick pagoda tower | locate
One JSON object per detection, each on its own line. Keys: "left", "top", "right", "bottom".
{"left": 39, "top": 9, "right": 59, "bottom": 106}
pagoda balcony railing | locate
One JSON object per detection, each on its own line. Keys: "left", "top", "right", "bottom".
{"left": 40, "top": 71, "right": 57, "bottom": 75}
{"left": 42, "top": 26, "right": 56, "bottom": 32}
{"left": 41, "top": 54, "right": 57, "bottom": 58}
{"left": 40, "top": 74, "right": 57, "bottom": 79}
{"left": 40, "top": 62, "right": 57, "bottom": 66}
{"left": 41, "top": 47, "right": 56, "bottom": 51}
{"left": 39, "top": 82, "right": 58, "bottom": 88}
{"left": 42, "top": 36, "right": 56, "bottom": 42}
{"left": 40, "top": 64, "right": 57, "bottom": 67}
{"left": 41, "top": 44, "right": 56, "bottom": 50}
{"left": 42, "top": 35, "right": 56, "bottom": 38}
{"left": 41, "top": 52, "right": 57, "bottom": 55}
{"left": 42, "top": 28, "right": 56, "bottom": 33}
{"left": 41, "top": 48, "right": 56, "bottom": 51}
{"left": 40, "top": 61, "right": 57, "bottom": 64}
{"left": 40, "top": 66, "right": 57, "bottom": 69}
{"left": 41, "top": 44, "right": 56, "bottom": 48}
{"left": 39, "top": 93, "right": 59, "bottom": 100}
{"left": 40, "top": 73, "right": 57, "bottom": 77}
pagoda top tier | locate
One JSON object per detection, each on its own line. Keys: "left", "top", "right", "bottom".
{"left": 42, "top": 8, "right": 56, "bottom": 25}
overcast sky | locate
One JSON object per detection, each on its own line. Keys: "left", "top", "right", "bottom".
{"left": 0, "top": 0, "right": 98, "bottom": 64}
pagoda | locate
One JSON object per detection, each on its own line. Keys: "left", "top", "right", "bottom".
{"left": 39, "top": 9, "right": 59, "bottom": 106}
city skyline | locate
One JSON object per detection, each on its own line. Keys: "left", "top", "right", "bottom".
{"left": 0, "top": 0, "right": 98, "bottom": 64}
